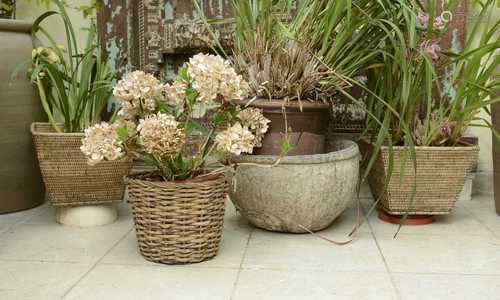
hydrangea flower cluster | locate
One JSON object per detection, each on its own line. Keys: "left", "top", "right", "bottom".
{"left": 113, "top": 71, "right": 165, "bottom": 119}
{"left": 237, "top": 108, "right": 270, "bottom": 147}
{"left": 81, "top": 53, "right": 269, "bottom": 180}
{"left": 187, "top": 53, "right": 249, "bottom": 104}
{"left": 164, "top": 81, "right": 188, "bottom": 108}
{"left": 215, "top": 123, "right": 256, "bottom": 155}
{"left": 80, "top": 122, "right": 124, "bottom": 166}
{"left": 137, "top": 113, "right": 186, "bottom": 157}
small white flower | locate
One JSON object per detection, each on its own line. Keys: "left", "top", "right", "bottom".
{"left": 187, "top": 53, "right": 249, "bottom": 103}
{"left": 113, "top": 71, "right": 165, "bottom": 118}
{"left": 137, "top": 112, "right": 186, "bottom": 157}
{"left": 215, "top": 123, "right": 256, "bottom": 155}
{"left": 237, "top": 108, "right": 270, "bottom": 147}
{"left": 164, "top": 81, "right": 188, "bottom": 108}
{"left": 81, "top": 122, "right": 124, "bottom": 166}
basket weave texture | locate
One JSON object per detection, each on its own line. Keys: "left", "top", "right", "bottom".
{"left": 367, "top": 144, "right": 479, "bottom": 215}
{"left": 126, "top": 174, "right": 228, "bottom": 265}
{"left": 31, "top": 123, "right": 133, "bottom": 206}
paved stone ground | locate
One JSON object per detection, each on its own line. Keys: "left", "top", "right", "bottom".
{"left": 1, "top": 185, "right": 500, "bottom": 300}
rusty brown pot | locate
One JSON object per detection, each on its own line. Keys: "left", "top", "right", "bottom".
{"left": 235, "top": 99, "right": 331, "bottom": 156}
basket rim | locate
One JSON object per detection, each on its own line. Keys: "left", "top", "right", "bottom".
{"left": 361, "top": 140, "right": 480, "bottom": 152}
{"left": 125, "top": 172, "right": 226, "bottom": 188}
{"left": 31, "top": 122, "right": 84, "bottom": 137}
{"left": 379, "top": 145, "right": 480, "bottom": 151}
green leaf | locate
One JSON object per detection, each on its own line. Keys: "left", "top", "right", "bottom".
{"left": 116, "top": 126, "right": 129, "bottom": 140}
{"left": 279, "top": 138, "right": 292, "bottom": 155}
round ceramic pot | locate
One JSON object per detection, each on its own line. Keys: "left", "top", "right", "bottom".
{"left": 0, "top": 20, "right": 46, "bottom": 213}
{"left": 230, "top": 140, "right": 360, "bottom": 233}
{"left": 234, "top": 99, "right": 331, "bottom": 156}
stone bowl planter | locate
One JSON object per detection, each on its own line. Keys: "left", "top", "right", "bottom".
{"left": 230, "top": 140, "right": 360, "bottom": 233}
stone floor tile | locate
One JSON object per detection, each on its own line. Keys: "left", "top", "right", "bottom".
{"left": 63, "top": 264, "right": 238, "bottom": 300}
{"left": 0, "top": 260, "right": 91, "bottom": 300}
{"left": 233, "top": 269, "right": 397, "bottom": 300}
{"left": 242, "top": 216, "right": 384, "bottom": 272}
{"left": 393, "top": 273, "right": 500, "bottom": 300}
{"left": 0, "top": 221, "right": 131, "bottom": 263}
{"left": 377, "top": 234, "right": 500, "bottom": 275}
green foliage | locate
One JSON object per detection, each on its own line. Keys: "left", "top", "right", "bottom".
{"left": 363, "top": 0, "right": 499, "bottom": 149}
{"left": 29, "top": 0, "right": 116, "bottom": 133}
{"left": 0, "top": 0, "right": 14, "bottom": 18}
{"left": 223, "top": 0, "right": 407, "bottom": 102}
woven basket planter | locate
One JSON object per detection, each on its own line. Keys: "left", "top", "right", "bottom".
{"left": 31, "top": 123, "right": 133, "bottom": 207}
{"left": 365, "top": 143, "right": 479, "bottom": 215}
{"left": 126, "top": 174, "right": 228, "bottom": 265}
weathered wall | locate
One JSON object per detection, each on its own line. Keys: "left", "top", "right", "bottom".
{"left": 16, "top": 1, "right": 91, "bottom": 47}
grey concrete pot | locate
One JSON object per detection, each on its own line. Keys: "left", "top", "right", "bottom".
{"left": 230, "top": 140, "right": 360, "bottom": 233}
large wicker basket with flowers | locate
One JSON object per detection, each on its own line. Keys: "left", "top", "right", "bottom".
{"left": 82, "top": 54, "right": 266, "bottom": 264}
{"left": 31, "top": 123, "right": 133, "bottom": 206}
{"left": 126, "top": 174, "right": 228, "bottom": 264}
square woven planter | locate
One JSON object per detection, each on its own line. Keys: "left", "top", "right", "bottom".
{"left": 126, "top": 174, "right": 228, "bottom": 265}
{"left": 365, "top": 143, "right": 479, "bottom": 215}
{"left": 31, "top": 123, "right": 133, "bottom": 207}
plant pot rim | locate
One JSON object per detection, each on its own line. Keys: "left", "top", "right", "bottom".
{"left": 376, "top": 144, "right": 479, "bottom": 151}
{"left": 232, "top": 140, "right": 359, "bottom": 165}
{"left": 125, "top": 172, "right": 224, "bottom": 187}
{"left": 0, "top": 19, "right": 32, "bottom": 33}
{"left": 360, "top": 139, "right": 480, "bottom": 151}
{"left": 232, "top": 99, "right": 331, "bottom": 111}
{"left": 31, "top": 122, "right": 84, "bottom": 137}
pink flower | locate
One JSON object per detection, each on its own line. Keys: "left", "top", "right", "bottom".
{"left": 418, "top": 13, "right": 446, "bottom": 31}
{"left": 439, "top": 121, "right": 455, "bottom": 137}
{"left": 418, "top": 12, "right": 429, "bottom": 27}
{"left": 433, "top": 16, "right": 445, "bottom": 30}
{"left": 424, "top": 43, "right": 441, "bottom": 60}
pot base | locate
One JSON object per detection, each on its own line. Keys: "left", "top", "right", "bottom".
{"left": 378, "top": 211, "right": 434, "bottom": 225}
{"left": 55, "top": 205, "right": 118, "bottom": 227}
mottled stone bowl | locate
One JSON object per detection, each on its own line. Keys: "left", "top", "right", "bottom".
{"left": 230, "top": 140, "right": 360, "bottom": 233}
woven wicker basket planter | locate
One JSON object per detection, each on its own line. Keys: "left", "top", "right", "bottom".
{"left": 365, "top": 144, "right": 479, "bottom": 215}
{"left": 31, "top": 123, "right": 133, "bottom": 207}
{"left": 126, "top": 174, "right": 228, "bottom": 265}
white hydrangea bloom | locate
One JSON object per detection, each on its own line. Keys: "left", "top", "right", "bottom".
{"left": 187, "top": 53, "right": 249, "bottom": 103}
{"left": 215, "top": 122, "right": 256, "bottom": 155}
{"left": 164, "top": 81, "right": 187, "bottom": 108}
{"left": 237, "top": 108, "right": 270, "bottom": 147}
{"left": 80, "top": 122, "right": 124, "bottom": 166}
{"left": 113, "top": 71, "right": 165, "bottom": 118}
{"left": 137, "top": 112, "right": 186, "bottom": 157}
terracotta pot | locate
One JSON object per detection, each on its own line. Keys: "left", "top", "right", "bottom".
{"left": 234, "top": 99, "right": 331, "bottom": 156}
{"left": 0, "top": 20, "right": 46, "bottom": 214}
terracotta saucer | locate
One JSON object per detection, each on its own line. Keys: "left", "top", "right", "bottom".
{"left": 378, "top": 211, "right": 434, "bottom": 225}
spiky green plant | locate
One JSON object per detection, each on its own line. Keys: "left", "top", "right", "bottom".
{"left": 193, "top": 0, "right": 408, "bottom": 102}
{"left": 28, "top": 0, "right": 115, "bottom": 133}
